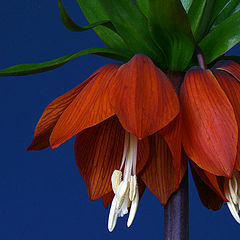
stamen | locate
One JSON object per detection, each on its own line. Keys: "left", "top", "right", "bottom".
{"left": 116, "top": 181, "right": 130, "bottom": 209}
{"left": 224, "top": 171, "right": 240, "bottom": 224}
{"left": 129, "top": 175, "right": 137, "bottom": 201}
{"left": 108, "top": 131, "right": 139, "bottom": 232}
{"left": 111, "top": 170, "right": 122, "bottom": 194}
{"left": 127, "top": 188, "right": 139, "bottom": 227}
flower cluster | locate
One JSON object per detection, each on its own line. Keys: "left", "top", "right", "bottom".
{"left": 28, "top": 54, "right": 240, "bottom": 230}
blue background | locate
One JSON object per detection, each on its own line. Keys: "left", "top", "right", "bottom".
{"left": 0, "top": 1, "right": 240, "bottom": 239}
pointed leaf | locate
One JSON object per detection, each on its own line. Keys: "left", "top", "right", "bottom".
{"left": 98, "top": 0, "right": 165, "bottom": 68}
{"left": 188, "top": 0, "right": 214, "bottom": 42}
{"left": 190, "top": 163, "right": 224, "bottom": 210}
{"left": 211, "top": 0, "right": 240, "bottom": 29}
{"left": 214, "top": 70, "right": 240, "bottom": 171}
{"left": 0, "top": 48, "right": 129, "bottom": 76}
{"left": 136, "top": 0, "right": 150, "bottom": 17}
{"left": 76, "top": 0, "right": 130, "bottom": 52}
{"left": 140, "top": 133, "right": 187, "bottom": 205}
{"left": 148, "top": 0, "right": 195, "bottom": 71}
{"left": 110, "top": 55, "right": 180, "bottom": 139}
{"left": 58, "top": 0, "right": 110, "bottom": 32}
{"left": 180, "top": 0, "right": 193, "bottom": 12}
{"left": 50, "top": 64, "right": 119, "bottom": 149}
{"left": 181, "top": 68, "right": 238, "bottom": 177}
{"left": 199, "top": 11, "right": 240, "bottom": 64}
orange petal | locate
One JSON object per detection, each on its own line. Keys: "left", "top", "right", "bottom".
{"left": 180, "top": 68, "right": 238, "bottom": 177}
{"left": 102, "top": 191, "right": 114, "bottom": 209}
{"left": 160, "top": 114, "right": 182, "bottom": 187}
{"left": 74, "top": 116, "right": 125, "bottom": 200}
{"left": 110, "top": 54, "right": 180, "bottom": 139}
{"left": 74, "top": 116, "right": 149, "bottom": 201}
{"left": 27, "top": 77, "right": 94, "bottom": 150}
{"left": 216, "top": 61, "right": 240, "bottom": 82}
{"left": 190, "top": 163, "right": 224, "bottom": 211}
{"left": 50, "top": 64, "right": 120, "bottom": 149}
{"left": 214, "top": 70, "right": 240, "bottom": 171}
{"left": 140, "top": 133, "right": 187, "bottom": 205}
{"left": 190, "top": 161, "right": 227, "bottom": 201}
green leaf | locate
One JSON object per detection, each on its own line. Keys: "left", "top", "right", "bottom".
{"left": 188, "top": 0, "right": 215, "bottom": 42}
{"left": 206, "top": 0, "right": 229, "bottom": 29}
{"left": 180, "top": 0, "right": 193, "bottom": 12}
{"left": 148, "top": 0, "right": 195, "bottom": 71}
{"left": 211, "top": 0, "right": 240, "bottom": 29}
{"left": 199, "top": 11, "right": 240, "bottom": 64}
{"left": 58, "top": 0, "right": 110, "bottom": 32}
{"left": 0, "top": 48, "right": 130, "bottom": 76}
{"left": 136, "top": 0, "right": 150, "bottom": 17}
{"left": 76, "top": 0, "right": 130, "bottom": 52}
{"left": 98, "top": 0, "right": 165, "bottom": 68}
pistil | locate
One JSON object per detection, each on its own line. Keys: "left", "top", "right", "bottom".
{"left": 108, "top": 132, "right": 139, "bottom": 232}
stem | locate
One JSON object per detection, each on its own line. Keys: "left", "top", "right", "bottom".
{"left": 196, "top": 46, "right": 207, "bottom": 70}
{"left": 164, "top": 171, "right": 189, "bottom": 240}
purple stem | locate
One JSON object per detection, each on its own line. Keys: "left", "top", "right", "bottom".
{"left": 196, "top": 46, "right": 207, "bottom": 70}
{"left": 164, "top": 171, "right": 189, "bottom": 240}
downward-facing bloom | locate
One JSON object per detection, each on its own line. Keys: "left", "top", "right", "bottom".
{"left": 180, "top": 61, "right": 240, "bottom": 222}
{"left": 28, "top": 54, "right": 186, "bottom": 231}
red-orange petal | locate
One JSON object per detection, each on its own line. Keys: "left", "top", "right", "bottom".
{"left": 214, "top": 70, "right": 240, "bottom": 171}
{"left": 181, "top": 68, "right": 238, "bottom": 177}
{"left": 50, "top": 64, "right": 120, "bottom": 149}
{"left": 27, "top": 77, "right": 94, "bottom": 150}
{"left": 74, "top": 116, "right": 125, "bottom": 200}
{"left": 140, "top": 133, "right": 187, "bottom": 205}
{"left": 110, "top": 54, "right": 180, "bottom": 139}
{"left": 102, "top": 191, "right": 115, "bottom": 209}
{"left": 216, "top": 60, "right": 240, "bottom": 82}
{"left": 74, "top": 116, "right": 149, "bottom": 201}
{"left": 160, "top": 114, "right": 182, "bottom": 187}
{"left": 190, "top": 163, "right": 224, "bottom": 211}
{"left": 190, "top": 161, "right": 227, "bottom": 201}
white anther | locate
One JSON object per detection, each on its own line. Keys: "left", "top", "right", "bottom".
{"left": 116, "top": 181, "right": 130, "bottom": 210}
{"left": 129, "top": 175, "right": 137, "bottom": 201}
{"left": 111, "top": 170, "right": 122, "bottom": 194}
{"left": 108, "top": 196, "right": 119, "bottom": 232}
{"left": 127, "top": 188, "right": 139, "bottom": 227}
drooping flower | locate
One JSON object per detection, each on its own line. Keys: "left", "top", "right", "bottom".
{"left": 180, "top": 60, "right": 240, "bottom": 222}
{"left": 27, "top": 54, "right": 186, "bottom": 231}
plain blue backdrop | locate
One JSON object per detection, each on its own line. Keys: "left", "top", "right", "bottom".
{"left": 0, "top": 1, "right": 240, "bottom": 239}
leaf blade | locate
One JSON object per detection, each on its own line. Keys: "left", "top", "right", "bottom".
{"left": 200, "top": 11, "right": 240, "bottom": 63}
{"left": 0, "top": 48, "right": 130, "bottom": 76}
{"left": 58, "top": 0, "right": 110, "bottom": 32}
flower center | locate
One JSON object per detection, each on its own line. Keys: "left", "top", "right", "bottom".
{"left": 224, "top": 171, "right": 240, "bottom": 224}
{"left": 108, "top": 132, "right": 139, "bottom": 232}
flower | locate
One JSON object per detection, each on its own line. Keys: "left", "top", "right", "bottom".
{"left": 180, "top": 61, "right": 240, "bottom": 222}
{"left": 27, "top": 54, "right": 186, "bottom": 231}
